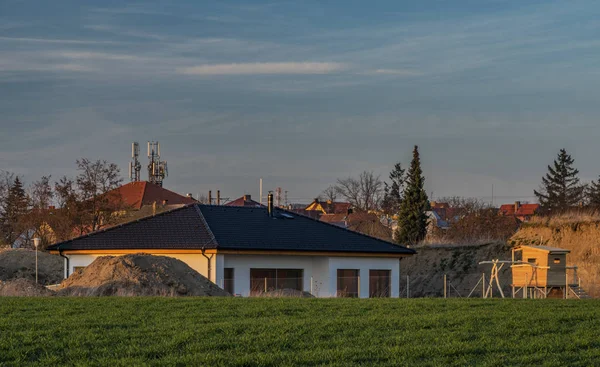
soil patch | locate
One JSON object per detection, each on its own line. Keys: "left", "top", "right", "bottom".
{"left": 0, "top": 278, "right": 55, "bottom": 297}
{"left": 58, "top": 254, "right": 230, "bottom": 297}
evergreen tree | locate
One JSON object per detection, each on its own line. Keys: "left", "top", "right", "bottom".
{"left": 396, "top": 146, "right": 429, "bottom": 245}
{"left": 0, "top": 177, "right": 29, "bottom": 245}
{"left": 534, "top": 149, "right": 585, "bottom": 212}
{"left": 587, "top": 176, "right": 600, "bottom": 208}
{"left": 381, "top": 162, "right": 405, "bottom": 216}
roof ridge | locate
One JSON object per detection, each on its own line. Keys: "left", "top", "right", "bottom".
{"left": 48, "top": 203, "right": 197, "bottom": 250}
{"left": 194, "top": 204, "right": 219, "bottom": 247}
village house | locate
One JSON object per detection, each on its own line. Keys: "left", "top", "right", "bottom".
{"left": 305, "top": 199, "right": 352, "bottom": 215}
{"left": 499, "top": 201, "right": 540, "bottom": 222}
{"left": 47, "top": 195, "right": 414, "bottom": 298}
{"left": 225, "top": 194, "right": 263, "bottom": 207}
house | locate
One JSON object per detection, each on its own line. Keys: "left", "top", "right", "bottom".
{"left": 225, "top": 194, "right": 263, "bottom": 207}
{"left": 47, "top": 196, "right": 415, "bottom": 298}
{"left": 305, "top": 199, "right": 352, "bottom": 215}
{"left": 499, "top": 201, "right": 539, "bottom": 222}
{"left": 109, "top": 181, "right": 197, "bottom": 210}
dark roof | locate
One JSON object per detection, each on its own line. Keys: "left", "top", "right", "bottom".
{"left": 48, "top": 204, "right": 414, "bottom": 255}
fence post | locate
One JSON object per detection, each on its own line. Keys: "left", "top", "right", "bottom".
{"left": 443, "top": 274, "right": 447, "bottom": 299}
{"left": 310, "top": 276, "right": 313, "bottom": 295}
{"left": 406, "top": 275, "right": 410, "bottom": 298}
{"left": 524, "top": 273, "right": 527, "bottom": 299}
{"left": 264, "top": 277, "right": 267, "bottom": 293}
{"left": 482, "top": 273, "right": 485, "bottom": 298}
{"left": 565, "top": 271, "right": 568, "bottom": 300}
{"left": 358, "top": 273, "right": 361, "bottom": 298}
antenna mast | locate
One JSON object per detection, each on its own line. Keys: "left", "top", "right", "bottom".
{"left": 129, "top": 142, "right": 142, "bottom": 182}
{"left": 147, "top": 141, "right": 168, "bottom": 187}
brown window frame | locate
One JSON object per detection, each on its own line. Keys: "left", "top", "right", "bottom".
{"left": 249, "top": 268, "right": 303, "bottom": 295}
{"left": 369, "top": 269, "right": 391, "bottom": 298}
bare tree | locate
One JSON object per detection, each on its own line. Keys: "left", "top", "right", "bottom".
{"left": 75, "top": 159, "right": 123, "bottom": 232}
{"left": 334, "top": 171, "right": 384, "bottom": 212}
{"left": 321, "top": 185, "right": 338, "bottom": 202}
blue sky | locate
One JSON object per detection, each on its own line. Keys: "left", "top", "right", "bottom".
{"left": 1, "top": 0, "right": 600, "bottom": 204}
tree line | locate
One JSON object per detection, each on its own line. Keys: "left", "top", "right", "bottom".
{"left": 0, "top": 159, "right": 123, "bottom": 249}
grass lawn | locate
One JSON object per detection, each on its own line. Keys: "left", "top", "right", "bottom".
{"left": 1, "top": 298, "right": 599, "bottom": 366}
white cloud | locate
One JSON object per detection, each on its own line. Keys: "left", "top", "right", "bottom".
{"left": 0, "top": 36, "right": 120, "bottom": 44}
{"left": 369, "top": 68, "right": 422, "bottom": 76}
{"left": 55, "top": 51, "right": 145, "bottom": 61}
{"left": 177, "top": 62, "right": 347, "bottom": 75}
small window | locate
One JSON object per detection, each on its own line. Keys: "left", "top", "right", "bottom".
{"left": 527, "top": 258, "right": 537, "bottom": 264}
{"left": 337, "top": 269, "right": 359, "bottom": 298}
{"left": 553, "top": 258, "right": 561, "bottom": 264}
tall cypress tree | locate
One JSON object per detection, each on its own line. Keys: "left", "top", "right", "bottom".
{"left": 587, "top": 176, "right": 600, "bottom": 208}
{"left": 396, "top": 146, "right": 429, "bottom": 245}
{"left": 534, "top": 149, "right": 585, "bottom": 212}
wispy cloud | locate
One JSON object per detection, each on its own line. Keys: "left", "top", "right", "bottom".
{"left": 367, "top": 68, "right": 423, "bottom": 76}
{"left": 0, "top": 36, "right": 121, "bottom": 44}
{"left": 177, "top": 62, "right": 347, "bottom": 75}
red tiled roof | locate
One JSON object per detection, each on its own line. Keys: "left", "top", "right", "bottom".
{"left": 499, "top": 203, "right": 539, "bottom": 216}
{"left": 107, "top": 181, "right": 196, "bottom": 210}
{"left": 225, "top": 195, "right": 264, "bottom": 207}
{"left": 306, "top": 200, "right": 352, "bottom": 214}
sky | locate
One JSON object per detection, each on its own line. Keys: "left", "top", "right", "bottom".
{"left": 2, "top": 0, "right": 600, "bottom": 205}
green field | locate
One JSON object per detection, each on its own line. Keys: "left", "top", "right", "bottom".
{"left": 1, "top": 298, "right": 599, "bottom": 366}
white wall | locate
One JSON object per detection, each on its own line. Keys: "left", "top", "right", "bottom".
{"left": 222, "top": 254, "right": 400, "bottom": 298}
{"left": 327, "top": 257, "right": 400, "bottom": 298}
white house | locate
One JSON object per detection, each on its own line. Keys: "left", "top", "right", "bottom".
{"left": 48, "top": 197, "right": 415, "bottom": 298}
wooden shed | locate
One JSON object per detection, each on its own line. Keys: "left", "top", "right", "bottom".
{"left": 512, "top": 245, "right": 571, "bottom": 288}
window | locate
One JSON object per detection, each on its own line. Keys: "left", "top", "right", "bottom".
{"left": 527, "top": 258, "right": 537, "bottom": 264}
{"left": 223, "top": 268, "right": 234, "bottom": 294}
{"left": 369, "top": 270, "right": 391, "bottom": 298}
{"left": 250, "top": 268, "right": 303, "bottom": 295}
{"left": 337, "top": 269, "right": 359, "bottom": 298}
{"left": 553, "top": 258, "right": 561, "bottom": 264}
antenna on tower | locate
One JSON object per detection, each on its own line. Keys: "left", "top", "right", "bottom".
{"left": 129, "top": 142, "right": 141, "bottom": 182}
{"left": 276, "top": 187, "right": 282, "bottom": 208}
{"left": 147, "top": 141, "right": 168, "bottom": 187}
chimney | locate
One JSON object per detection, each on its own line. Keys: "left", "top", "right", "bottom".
{"left": 162, "top": 199, "right": 168, "bottom": 206}
{"left": 268, "top": 193, "right": 274, "bottom": 217}
{"left": 243, "top": 194, "right": 251, "bottom": 201}
{"left": 217, "top": 190, "right": 221, "bottom": 206}
{"left": 208, "top": 191, "right": 212, "bottom": 205}
{"left": 186, "top": 193, "right": 193, "bottom": 198}
{"left": 514, "top": 201, "right": 521, "bottom": 212}
{"left": 347, "top": 208, "right": 353, "bottom": 215}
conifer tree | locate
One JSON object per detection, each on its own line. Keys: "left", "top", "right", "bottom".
{"left": 381, "top": 162, "right": 405, "bottom": 216}
{"left": 587, "top": 176, "right": 600, "bottom": 208}
{"left": 396, "top": 146, "right": 429, "bottom": 245}
{"left": 0, "top": 177, "right": 29, "bottom": 245}
{"left": 534, "top": 149, "right": 585, "bottom": 212}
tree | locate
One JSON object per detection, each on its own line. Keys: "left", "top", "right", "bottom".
{"left": 0, "top": 177, "right": 30, "bottom": 246}
{"left": 0, "top": 171, "right": 15, "bottom": 247}
{"left": 396, "top": 146, "right": 429, "bottom": 245}
{"left": 587, "top": 176, "right": 600, "bottom": 208}
{"left": 381, "top": 162, "right": 405, "bottom": 216}
{"left": 75, "top": 159, "right": 123, "bottom": 232}
{"left": 30, "top": 176, "right": 53, "bottom": 210}
{"left": 334, "top": 171, "right": 383, "bottom": 212}
{"left": 24, "top": 176, "right": 55, "bottom": 247}
{"left": 321, "top": 185, "right": 338, "bottom": 202}
{"left": 534, "top": 149, "right": 585, "bottom": 212}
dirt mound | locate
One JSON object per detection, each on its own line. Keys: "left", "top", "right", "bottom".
{"left": 58, "top": 254, "right": 230, "bottom": 297}
{"left": 0, "top": 278, "right": 55, "bottom": 297}
{"left": 0, "top": 249, "right": 64, "bottom": 285}
{"left": 258, "top": 288, "right": 315, "bottom": 298}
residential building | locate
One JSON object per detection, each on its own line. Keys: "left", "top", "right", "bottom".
{"left": 225, "top": 194, "right": 263, "bottom": 207}
{"left": 47, "top": 199, "right": 414, "bottom": 298}
{"left": 499, "top": 201, "right": 540, "bottom": 222}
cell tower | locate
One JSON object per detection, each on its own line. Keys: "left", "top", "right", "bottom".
{"left": 129, "top": 142, "right": 142, "bottom": 182}
{"left": 147, "top": 141, "right": 168, "bottom": 187}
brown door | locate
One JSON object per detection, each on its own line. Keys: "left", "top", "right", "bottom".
{"left": 369, "top": 270, "right": 391, "bottom": 298}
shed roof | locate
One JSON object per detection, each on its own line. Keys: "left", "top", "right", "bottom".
{"left": 48, "top": 204, "right": 414, "bottom": 256}
{"left": 518, "top": 245, "right": 571, "bottom": 254}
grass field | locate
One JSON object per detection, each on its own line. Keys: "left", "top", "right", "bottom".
{"left": 1, "top": 298, "right": 600, "bottom": 366}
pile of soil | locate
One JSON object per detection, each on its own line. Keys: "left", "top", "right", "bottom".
{"left": 58, "top": 254, "right": 231, "bottom": 297}
{"left": 0, "top": 278, "right": 55, "bottom": 297}
{"left": 258, "top": 289, "right": 315, "bottom": 298}
{"left": 0, "top": 249, "right": 63, "bottom": 285}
